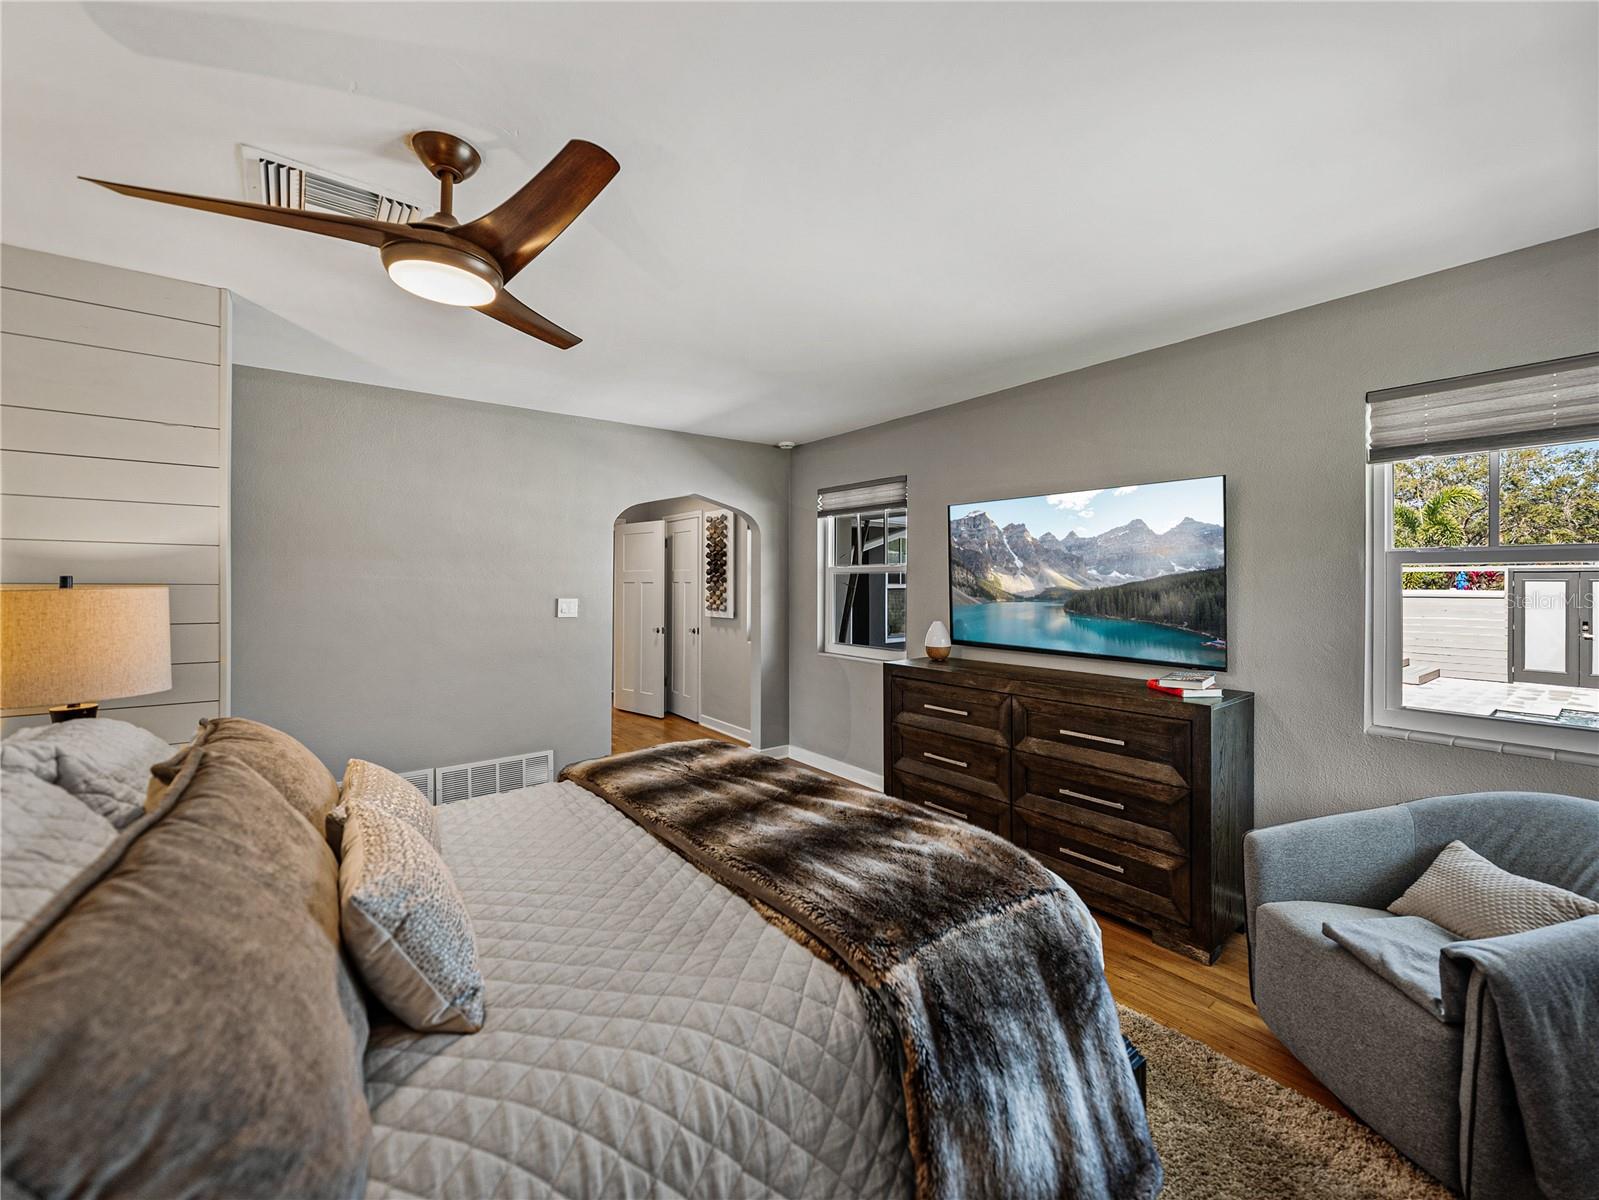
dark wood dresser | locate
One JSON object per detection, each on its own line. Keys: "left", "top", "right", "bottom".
{"left": 883, "top": 657, "right": 1254, "bottom": 963}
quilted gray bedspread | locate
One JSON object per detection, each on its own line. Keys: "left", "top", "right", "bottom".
{"left": 362, "top": 781, "right": 916, "bottom": 1199}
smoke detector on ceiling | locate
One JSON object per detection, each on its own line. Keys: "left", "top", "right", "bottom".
{"left": 776, "top": 440, "right": 797, "bottom": 450}
{"left": 238, "top": 144, "right": 425, "bottom": 224}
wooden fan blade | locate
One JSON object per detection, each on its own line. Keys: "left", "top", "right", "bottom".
{"left": 477, "top": 291, "right": 580, "bottom": 349}
{"left": 454, "top": 141, "right": 618, "bottom": 282}
{"left": 82, "top": 178, "right": 415, "bottom": 247}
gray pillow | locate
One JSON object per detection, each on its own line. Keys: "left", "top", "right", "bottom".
{"left": 1389, "top": 839, "right": 1599, "bottom": 940}
{"left": 1, "top": 718, "right": 172, "bottom": 828}
{"left": 0, "top": 768, "right": 115, "bottom": 948}
{"left": 340, "top": 801, "right": 484, "bottom": 1033}
{"left": 1, "top": 749, "right": 371, "bottom": 1199}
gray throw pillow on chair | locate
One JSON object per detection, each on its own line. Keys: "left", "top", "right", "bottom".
{"left": 1389, "top": 839, "right": 1599, "bottom": 940}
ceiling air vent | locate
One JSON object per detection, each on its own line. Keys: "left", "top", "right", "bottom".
{"left": 240, "top": 144, "right": 424, "bottom": 225}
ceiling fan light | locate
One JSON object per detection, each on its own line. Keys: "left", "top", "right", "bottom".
{"left": 381, "top": 242, "right": 500, "bottom": 307}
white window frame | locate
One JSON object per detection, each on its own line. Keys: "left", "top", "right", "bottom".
{"left": 1364, "top": 458, "right": 1599, "bottom": 766}
{"left": 818, "top": 508, "right": 908, "bottom": 661}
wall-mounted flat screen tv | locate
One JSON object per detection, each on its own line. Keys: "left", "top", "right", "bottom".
{"left": 948, "top": 475, "right": 1227, "bottom": 670}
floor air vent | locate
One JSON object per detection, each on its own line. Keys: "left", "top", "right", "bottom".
{"left": 435, "top": 751, "right": 555, "bottom": 805}
{"left": 398, "top": 768, "right": 435, "bottom": 804}
{"left": 240, "top": 145, "right": 423, "bottom": 224}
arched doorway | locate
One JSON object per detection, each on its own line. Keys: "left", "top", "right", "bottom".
{"left": 611, "top": 494, "right": 762, "bottom": 752}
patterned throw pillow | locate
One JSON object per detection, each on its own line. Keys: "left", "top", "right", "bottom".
{"left": 328, "top": 759, "right": 438, "bottom": 855}
{"left": 339, "top": 802, "right": 484, "bottom": 1033}
{"left": 1389, "top": 840, "right": 1599, "bottom": 940}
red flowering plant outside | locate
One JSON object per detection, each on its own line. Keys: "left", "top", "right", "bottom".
{"left": 1401, "top": 569, "right": 1506, "bottom": 591}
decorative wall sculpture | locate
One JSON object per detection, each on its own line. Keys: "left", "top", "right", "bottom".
{"left": 704, "top": 509, "right": 735, "bottom": 619}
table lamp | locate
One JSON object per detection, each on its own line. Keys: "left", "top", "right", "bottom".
{"left": 1, "top": 577, "right": 172, "bottom": 722}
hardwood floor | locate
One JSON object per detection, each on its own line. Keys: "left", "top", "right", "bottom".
{"left": 611, "top": 709, "right": 746, "bottom": 754}
{"left": 1094, "top": 914, "right": 1344, "bottom": 1113}
{"left": 610, "top": 707, "right": 1343, "bottom": 1113}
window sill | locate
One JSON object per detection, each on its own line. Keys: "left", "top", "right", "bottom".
{"left": 1366, "top": 712, "right": 1599, "bottom": 767}
{"left": 819, "top": 645, "right": 906, "bottom": 663}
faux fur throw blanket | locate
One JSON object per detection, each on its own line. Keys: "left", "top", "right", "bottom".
{"left": 561, "top": 740, "right": 1162, "bottom": 1200}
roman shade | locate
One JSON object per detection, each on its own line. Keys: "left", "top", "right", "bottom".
{"left": 816, "top": 476, "right": 908, "bottom": 517}
{"left": 1365, "top": 351, "right": 1599, "bottom": 463}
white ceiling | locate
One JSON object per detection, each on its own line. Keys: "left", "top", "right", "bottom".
{"left": 3, "top": 3, "right": 1595, "bottom": 444}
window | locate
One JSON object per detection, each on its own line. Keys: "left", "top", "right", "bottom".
{"left": 1365, "top": 352, "right": 1599, "bottom": 763}
{"left": 819, "top": 478, "right": 908, "bottom": 658}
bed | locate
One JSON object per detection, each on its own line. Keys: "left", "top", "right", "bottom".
{"left": 363, "top": 781, "right": 918, "bottom": 1199}
{"left": 2, "top": 720, "right": 1156, "bottom": 1200}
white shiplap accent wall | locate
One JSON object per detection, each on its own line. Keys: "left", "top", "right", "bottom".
{"left": 1, "top": 245, "right": 230, "bottom": 743}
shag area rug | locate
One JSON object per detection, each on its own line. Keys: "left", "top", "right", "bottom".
{"left": 1119, "top": 1006, "right": 1456, "bottom": 1199}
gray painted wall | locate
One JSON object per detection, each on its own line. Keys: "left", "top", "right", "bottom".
{"left": 787, "top": 231, "right": 1599, "bottom": 824}
{"left": 617, "top": 495, "right": 757, "bottom": 733}
{"left": 231, "top": 367, "right": 789, "bottom": 774}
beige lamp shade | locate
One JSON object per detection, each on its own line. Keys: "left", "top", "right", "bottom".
{"left": 0, "top": 584, "right": 171, "bottom": 709}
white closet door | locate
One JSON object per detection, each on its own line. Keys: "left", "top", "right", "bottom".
{"left": 666, "top": 513, "right": 702, "bottom": 720}
{"left": 613, "top": 521, "right": 667, "bottom": 718}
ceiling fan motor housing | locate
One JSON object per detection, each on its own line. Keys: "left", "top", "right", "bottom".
{"left": 409, "top": 131, "right": 483, "bottom": 183}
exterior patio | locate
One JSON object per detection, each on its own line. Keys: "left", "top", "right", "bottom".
{"left": 1402, "top": 675, "right": 1599, "bottom": 727}
{"left": 1401, "top": 585, "right": 1598, "bottom": 728}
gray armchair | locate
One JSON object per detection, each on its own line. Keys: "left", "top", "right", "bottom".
{"left": 1244, "top": 791, "right": 1599, "bottom": 1198}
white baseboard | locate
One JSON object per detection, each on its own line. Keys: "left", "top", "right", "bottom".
{"left": 756, "top": 743, "right": 790, "bottom": 758}
{"left": 698, "top": 714, "right": 751, "bottom": 744}
{"left": 783, "top": 745, "right": 884, "bottom": 792}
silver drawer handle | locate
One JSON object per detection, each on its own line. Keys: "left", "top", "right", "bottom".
{"left": 1059, "top": 728, "right": 1126, "bottom": 746}
{"left": 923, "top": 801, "right": 969, "bottom": 821}
{"left": 1060, "top": 787, "right": 1124, "bottom": 810}
{"left": 1059, "top": 847, "right": 1125, "bottom": 874}
{"left": 922, "top": 751, "right": 969, "bottom": 769}
{"left": 923, "top": 703, "right": 970, "bottom": 717}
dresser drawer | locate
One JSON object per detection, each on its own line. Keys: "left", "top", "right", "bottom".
{"left": 1015, "top": 810, "right": 1190, "bottom": 924}
{"left": 895, "top": 775, "right": 1011, "bottom": 838}
{"left": 1012, "top": 695, "right": 1190, "bottom": 787}
{"left": 1014, "top": 754, "right": 1190, "bottom": 855}
{"left": 890, "top": 725, "right": 1008, "bottom": 801}
{"left": 891, "top": 677, "right": 1009, "bottom": 744}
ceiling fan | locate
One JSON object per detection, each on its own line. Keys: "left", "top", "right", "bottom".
{"left": 83, "top": 132, "right": 618, "bottom": 349}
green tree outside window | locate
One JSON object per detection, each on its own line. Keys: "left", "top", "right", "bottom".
{"left": 1392, "top": 453, "right": 1488, "bottom": 547}
{"left": 1500, "top": 441, "right": 1599, "bottom": 545}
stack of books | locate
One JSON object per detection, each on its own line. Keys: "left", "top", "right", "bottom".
{"left": 1146, "top": 671, "right": 1222, "bottom": 699}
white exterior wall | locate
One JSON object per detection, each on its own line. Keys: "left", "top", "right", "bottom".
{"left": 1402, "top": 590, "right": 1507, "bottom": 682}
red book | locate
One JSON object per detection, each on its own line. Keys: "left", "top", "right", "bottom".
{"left": 1146, "top": 679, "right": 1222, "bottom": 698}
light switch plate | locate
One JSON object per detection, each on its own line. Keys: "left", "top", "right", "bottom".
{"left": 557, "top": 597, "right": 580, "bottom": 619}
